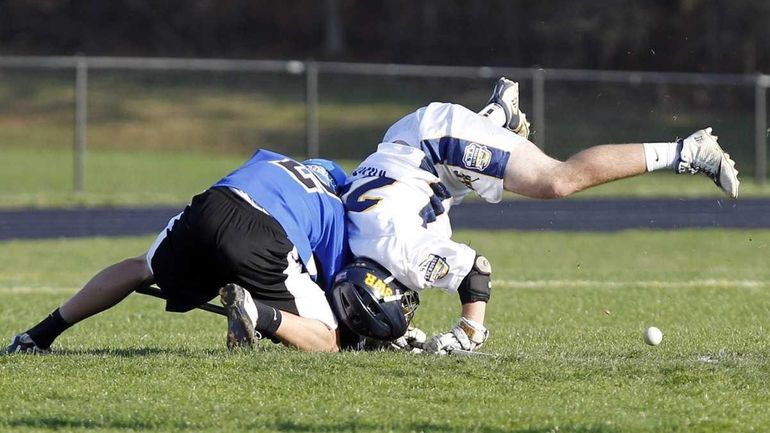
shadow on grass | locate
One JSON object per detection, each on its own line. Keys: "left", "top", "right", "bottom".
{"left": 5, "top": 417, "right": 195, "bottom": 431}
{"left": 268, "top": 420, "right": 620, "bottom": 433}
{"left": 53, "top": 346, "right": 219, "bottom": 357}
{"left": 6, "top": 418, "right": 620, "bottom": 433}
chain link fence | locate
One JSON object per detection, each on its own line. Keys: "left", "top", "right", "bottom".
{"left": 0, "top": 55, "right": 767, "bottom": 195}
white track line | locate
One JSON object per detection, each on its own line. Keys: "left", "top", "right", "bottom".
{"left": 2, "top": 279, "right": 768, "bottom": 295}
{"left": 496, "top": 279, "right": 768, "bottom": 289}
{"left": 0, "top": 286, "right": 81, "bottom": 294}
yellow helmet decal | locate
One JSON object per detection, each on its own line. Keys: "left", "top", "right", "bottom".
{"left": 364, "top": 272, "right": 394, "bottom": 298}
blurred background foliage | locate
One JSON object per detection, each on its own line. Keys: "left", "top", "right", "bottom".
{"left": 1, "top": 0, "right": 768, "bottom": 73}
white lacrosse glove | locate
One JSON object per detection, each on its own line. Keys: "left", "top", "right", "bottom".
{"left": 390, "top": 326, "right": 427, "bottom": 353}
{"left": 511, "top": 111, "right": 530, "bottom": 139}
{"left": 486, "top": 78, "right": 531, "bottom": 138}
{"left": 423, "top": 317, "right": 489, "bottom": 355}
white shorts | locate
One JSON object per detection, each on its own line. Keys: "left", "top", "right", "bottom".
{"left": 384, "top": 102, "right": 528, "bottom": 203}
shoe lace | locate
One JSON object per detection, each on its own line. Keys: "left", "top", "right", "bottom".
{"left": 686, "top": 161, "right": 720, "bottom": 183}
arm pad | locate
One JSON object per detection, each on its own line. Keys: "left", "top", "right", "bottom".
{"left": 457, "top": 255, "right": 492, "bottom": 304}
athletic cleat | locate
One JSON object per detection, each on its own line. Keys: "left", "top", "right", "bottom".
{"left": 6, "top": 333, "right": 50, "bottom": 355}
{"left": 676, "top": 127, "right": 740, "bottom": 198}
{"left": 219, "top": 283, "right": 260, "bottom": 350}
{"left": 486, "top": 77, "right": 530, "bottom": 137}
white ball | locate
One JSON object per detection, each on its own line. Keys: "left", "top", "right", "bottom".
{"left": 643, "top": 326, "right": 663, "bottom": 346}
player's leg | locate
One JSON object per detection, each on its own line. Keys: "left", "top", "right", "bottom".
{"left": 60, "top": 255, "right": 153, "bottom": 324}
{"left": 502, "top": 139, "right": 648, "bottom": 198}
{"left": 271, "top": 311, "right": 338, "bottom": 352}
{"left": 219, "top": 278, "right": 339, "bottom": 352}
{"left": 480, "top": 78, "right": 738, "bottom": 198}
{"left": 140, "top": 189, "right": 334, "bottom": 352}
{"left": 218, "top": 281, "right": 338, "bottom": 352}
{"left": 209, "top": 188, "right": 340, "bottom": 352}
{"left": 7, "top": 208, "right": 192, "bottom": 354}
{"left": 502, "top": 131, "right": 738, "bottom": 199}
{"left": 269, "top": 253, "right": 339, "bottom": 351}
{"left": 477, "top": 79, "right": 646, "bottom": 197}
{"left": 7, "top": 254, "right": 153, "bottom": 354}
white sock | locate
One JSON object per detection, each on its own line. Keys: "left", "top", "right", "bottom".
{"left": 643, "top": 142, "right": 680, "bottom": 172}
{"left": 478, "top": 103, "right": 507, "bottom": 127}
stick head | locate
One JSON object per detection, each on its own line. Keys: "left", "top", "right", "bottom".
{"left": 447, "top": 348, "right": 495, "bottom": 357}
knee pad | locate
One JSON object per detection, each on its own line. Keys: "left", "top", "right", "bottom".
{"left": 457, "top": 255, "right": 492, "bottom": 304}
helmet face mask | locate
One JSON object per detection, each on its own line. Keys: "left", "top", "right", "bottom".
{"left": 331, "top": 258, "right": 419, "bottom": 341}
{"left": 401, "top": 290, "right": 419, "bottom": 325}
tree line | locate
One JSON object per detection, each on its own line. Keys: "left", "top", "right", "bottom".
{"left": 1, "top": 0, "right": 767, "bottom": 73}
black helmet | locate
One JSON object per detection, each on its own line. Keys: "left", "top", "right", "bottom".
{"left": 330, "top": 257, "right": 419, "bottom": 341}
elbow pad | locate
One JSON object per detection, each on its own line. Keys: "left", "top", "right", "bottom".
{"left": 457, "top": 255, "right": 492, "bottom": 304}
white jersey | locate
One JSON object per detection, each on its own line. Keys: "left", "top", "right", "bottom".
{"left": 343, "top": 102, "right": 526, "bottom": 293}
{"left": 343, "top": 142, "right": 476, "bottom": 293}
{"left": 383, "top": 102, "right": 528, "bottom": 204}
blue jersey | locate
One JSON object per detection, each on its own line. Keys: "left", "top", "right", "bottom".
{"left": 213, "top": 149, "right": 349, "bottom": 291}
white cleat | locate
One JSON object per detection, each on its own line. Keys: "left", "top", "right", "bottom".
{"left": 219, "top": 283, "right": 260, "bottom": 350}
{"left": 677, "top": 127, "right": 740, "bottom": 198}
{"left": 486, "top": 77, "right": 530, "bottom": 138}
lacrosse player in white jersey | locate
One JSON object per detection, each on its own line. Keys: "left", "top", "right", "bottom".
{"left": 340, "top": 77, "right": 739, "bottom": 355}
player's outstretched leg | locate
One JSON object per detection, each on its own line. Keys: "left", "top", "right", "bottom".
{"left": 480, "top": 77, "right": 530, "bottom": 138}
{"left": 6, "top": 333, "right": 50, "bottom": 355}
{"left": 219, "top": 283, "right": 259, "bottom": 350}
{"left": 675, "top": 127, "right": 739, "bottom": 198}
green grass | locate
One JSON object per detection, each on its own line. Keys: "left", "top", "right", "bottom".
{"left": 1, "top": 230, "right": 769, "bottom": 432}
{"left": 0, "top": 147, "right": 243, "bottom": 207}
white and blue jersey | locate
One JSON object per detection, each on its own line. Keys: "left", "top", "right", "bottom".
{"left": 343, "top": 103, "right": 526, "bottom": 293}
{"left": 214, "top": 149, "right": 349, "bottom": 291}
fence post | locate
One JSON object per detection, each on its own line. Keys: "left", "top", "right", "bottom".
{"left": 532, "top": 68, "right": 546, "bottom": 150}
{"left": 756, "top": 74, "right": 768, "bottom": 185}
{"left": 305, "top": 61, "right": 320, "bottom": 158}
{"left": 73, "top": 56, "right": 88, "bottom": 194}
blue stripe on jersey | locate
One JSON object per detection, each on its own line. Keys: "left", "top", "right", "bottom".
{"left": 344, "top": 177, "right": 397, "bottom": 213}
{"left": 419, "top": 137, "right": 509, "bottom": 179}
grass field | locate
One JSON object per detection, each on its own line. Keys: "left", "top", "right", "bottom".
{"left": 1, "top": 230, "right": 769, "bottom": 432}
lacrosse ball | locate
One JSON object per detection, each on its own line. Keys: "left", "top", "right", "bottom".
{"left": 643, "top": 326, "right": 663, "bottom": 346}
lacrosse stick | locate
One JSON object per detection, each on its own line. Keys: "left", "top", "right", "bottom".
{"left": 411, "top": 341, "right": 496, "bottom": 357}
{"left": 135, "top": 285, "right": 226, "bottom": 316}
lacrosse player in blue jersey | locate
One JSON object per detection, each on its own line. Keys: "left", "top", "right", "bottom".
{"left": 8, "top": 150, "right": 350, "bottom": 354}
{"left": 338, "top": 77, "right": 739, "bottom": 355}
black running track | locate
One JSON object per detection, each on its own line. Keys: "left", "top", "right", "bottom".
{"left": 1, "top": 198, "right": 769, "bottom": 240}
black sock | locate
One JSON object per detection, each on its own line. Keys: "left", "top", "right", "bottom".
{"left": 254, "top": 303, "right": 282, "bottom": 337}
{"left": 26, "top": 309, "right": 72, "bottom": 349}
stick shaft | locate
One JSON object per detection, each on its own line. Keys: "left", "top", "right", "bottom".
{"left": 135, "top": 285, "right": 227, "bottom": 316}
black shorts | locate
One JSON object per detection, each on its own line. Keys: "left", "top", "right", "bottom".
{"left": 148, "top": 187, "right": 299, "bottom": 314}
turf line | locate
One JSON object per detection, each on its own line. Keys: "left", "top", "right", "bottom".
{"left": 496, "top": 279, "right": 767, "bottom": 289}
{"left": 1, "top": 278, "right": 767, "bottom": 295}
